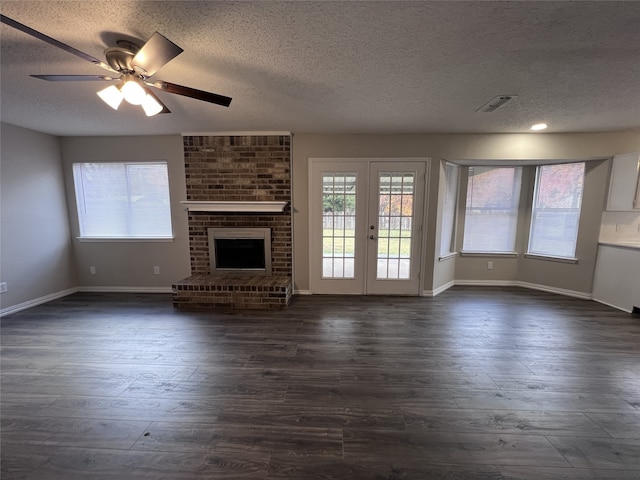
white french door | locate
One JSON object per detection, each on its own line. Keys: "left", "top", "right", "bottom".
{"left": 309, "top": 159, "right": 427, "bottom": 295}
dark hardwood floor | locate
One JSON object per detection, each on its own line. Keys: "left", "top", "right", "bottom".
{"left": 1, "top": 287, "right": 639, "bottom": 479}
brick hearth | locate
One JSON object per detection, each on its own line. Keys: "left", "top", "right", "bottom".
{"left": 173, "top": 274, "right": 292, "bottom": 310}
{"left": 172, "top": 134, "right": 292, "bottom": 309}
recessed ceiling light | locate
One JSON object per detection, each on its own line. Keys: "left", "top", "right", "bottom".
{"left": 530, "top": 123, "right": 548, "bottom": 131}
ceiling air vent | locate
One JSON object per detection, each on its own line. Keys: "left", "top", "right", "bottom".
{"left": 476, "top": 95, "right": 518, "bottom": 113}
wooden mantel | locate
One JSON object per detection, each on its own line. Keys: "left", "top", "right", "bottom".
{"left": 180, "top": 201, "right": 289, "bottom": 213}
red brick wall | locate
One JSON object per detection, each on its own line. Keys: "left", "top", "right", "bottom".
{"left": 183, "top": 135, "right": 292, "bottom": 277}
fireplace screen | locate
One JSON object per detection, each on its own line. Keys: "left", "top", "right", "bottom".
{"left": 208, "top": 228, "right": 272, "bottom": 275}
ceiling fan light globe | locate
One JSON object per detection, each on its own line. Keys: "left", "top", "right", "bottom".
{"left": 142, "top": 94, "right": 163, "bottom": 116}
{"left": 121, "top": 79, "right": 146, "bottom": 105}
{"left": 97, "top": 85, "right": 124, "bottom": 110}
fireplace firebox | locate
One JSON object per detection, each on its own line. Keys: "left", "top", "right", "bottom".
{"left": 208, "top": 227, "right": 272, "bottom": 276}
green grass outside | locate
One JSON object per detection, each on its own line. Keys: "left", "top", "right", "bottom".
{"left": 323, "top": 229, "right": 412, "bottom": 257}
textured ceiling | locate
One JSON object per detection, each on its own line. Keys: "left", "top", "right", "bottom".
{"left": 1, "top": 1, "right": 639, "bottom": 137}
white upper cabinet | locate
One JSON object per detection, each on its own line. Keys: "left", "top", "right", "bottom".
{"left": 606, "top": 152, "right": 640, "bottom": 211}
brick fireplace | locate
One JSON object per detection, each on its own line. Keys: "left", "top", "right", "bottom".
{"left": 172, "top": 134, "right": 293, "bottom": 309}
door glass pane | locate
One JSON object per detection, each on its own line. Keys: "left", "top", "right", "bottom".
{"left": 322, "top": 172, "right": 357, "bottom": 279}
{"left": 377, "top": 173, "right": 414, "bottom": 279}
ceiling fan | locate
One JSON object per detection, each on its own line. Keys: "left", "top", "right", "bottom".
{"left": 0, "top": 14, "right": 232, "bottom": 116}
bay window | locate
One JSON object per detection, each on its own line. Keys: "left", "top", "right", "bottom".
{"left": 528, "top": 162, "right": 585, "bottom": 259}
{"left": 462, "top": 166, "right": 522, "bottom": 253}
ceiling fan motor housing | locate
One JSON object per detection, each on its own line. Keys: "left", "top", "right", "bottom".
{"left": 105, "top": 47, "right": 137, "bottom": 74}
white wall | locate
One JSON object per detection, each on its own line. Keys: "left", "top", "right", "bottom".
{"left": 0, "top": 123, "right": 77, "bottom": 313}
{"left": 60, "top": 135, "right": 190, "bottom": 290}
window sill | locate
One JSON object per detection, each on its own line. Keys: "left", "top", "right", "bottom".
{"left": 524, "top": 253, "right": 578, "bottom": 264}
{"left": 460, "top": 251, "right": 518, "bottom": 258}
{"left": 438, "top": 252, "right": 458, "bottom": 261}
{"left": 77, "top": 237, "right": 175, "bottom": 243}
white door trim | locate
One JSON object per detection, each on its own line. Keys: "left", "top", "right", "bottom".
{"left": 309, "top": 157, "right": 430, "bottom": 295}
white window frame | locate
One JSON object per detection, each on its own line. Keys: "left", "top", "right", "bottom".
{"left": 462, "top": 166, "right": 522, "bottom": 254}
{"left": 526, "top": 162, "right": 585, "bottom": 261}
{"left": 439, "top": 162, "right": 459, "bottom": 260}
{"left": 72, "top": 161, "right": 173, "bottom": 241}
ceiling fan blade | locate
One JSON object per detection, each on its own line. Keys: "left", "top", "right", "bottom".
{"left": 31, "top": 75, "right": 117, "bottom": 82}
{"left": 145, "top": 88, "right": 171, "bottom": 114}
{"left": 131, "top": 32, "right": 183, "bottom": 77}
{"left": 149, "top": 80, "right": 232, "bottom": 107}
{"left": 1, "top": 14, "right": 115, "bottom": 73}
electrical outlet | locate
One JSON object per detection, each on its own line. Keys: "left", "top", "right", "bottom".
{"left": 90, "top": 266, "right": 96, "bottom": 275}
{"left": 0, "top": 282, "right": 7, "bottom": 293}
{"left": 487, "top": 261, "right": 494, "bottom": 270}
{"left": 154, "top": 266, "right": 160, "bottom": 275}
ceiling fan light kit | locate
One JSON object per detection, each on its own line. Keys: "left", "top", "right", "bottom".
{"left": 97, "top": 85, "right": 124, "bottom": 110}
{"left": 141, "top": 92, "right": 164, "bottom": 117}
{"left": 120, "top": 74, "right": 147, "bottom": 105}
{"left": 0, "top": 14, "right": 232, "bottom": 118}
{"left": 97, "top": 80, "right": 164, "bottom": 116}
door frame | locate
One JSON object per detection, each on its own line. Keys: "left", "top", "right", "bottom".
{"left": 308, "top": 157, "right": 430, "bottom": 295}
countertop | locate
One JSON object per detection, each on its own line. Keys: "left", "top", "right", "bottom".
{"left": 599, "top": 240, "right": 640, "bottom": 250}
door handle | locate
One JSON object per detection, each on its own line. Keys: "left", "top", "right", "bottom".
{"left": 369, "top": 235, "right": 376, "bottom": 240}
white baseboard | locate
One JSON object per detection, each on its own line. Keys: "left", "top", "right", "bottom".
{"left": 517, "top": 281, "right": 592, "bottom": 300}
{"left": 426, "top": 279, "right": 591, "bottom": 301}
{"left": 0, "top": 286, "right": 174, "bottom": 317}
{"left": 423, "top": 280, "right": 456, "bottom": 297}
{"left": 77, "top": 286, "right": 173, "bottom": 293}
{"left": 454, "top": 279, "right": 519, "bottom": 287}
{"left": 0, "top": 287, "right": 78, "bottom": 317}
{"left": 592, "top": 297, "right": 633, "bottom": 313}
{"left": 0, "top": 281, "right": 598, "bottom": 317}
